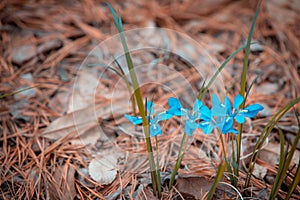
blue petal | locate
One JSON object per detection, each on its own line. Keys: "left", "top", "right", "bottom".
{"left": 219, "top": 117, "right": 236, "bottom": 134}
{"left": 146, "top": 100, "right": 155, "bottom": 116}
{"left": 157, "top": 112, "right": 173, "bottom": 121}
{"left": 124, "top": 114, "right": 143, "bottom": 125}
{"left": 233, "top": 94, "right": 244, "bottom": 109}
{"left": 198, "top": 122, "right": 214, "bottom": 134}
{"left": 211, "top": 94, "right": 226, "bottom": 117}
{"left": 225, "top": 96, "right": 232, "bottom": 113}
{"left": 184, "top": 120, "right": 198, "bottom": 136}
{"left": 215, "top": 116, "right": 226, "bottom": 132}
{"left": 167, "top": 97, "right": 183, "bottom": 116}
{"left": 193, "top": 99, "right": 202, "bottom": 113}
{"left": 243, "top": 104, "right": 264, "bottom": 118}
{"left": 200, "top": 106, "right": 212, "bottom": 121}
{"left": 223, "top": 126, "right": 239, "bottom": 134}
{"left": 212, "top": 94, "right": 221, "bottom": 106}
{"left": 235, "top": 114, "right": 245, "bottom": 124}
{"left": 168, "top": 97, "right": 182, "bottom": 108}
{"left": 150, "top": 123, "right": 162, "bottom": 137}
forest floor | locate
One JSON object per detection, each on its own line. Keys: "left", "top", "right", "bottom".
{"left": 0, "top": 0, "right": 299, "bottom": 199}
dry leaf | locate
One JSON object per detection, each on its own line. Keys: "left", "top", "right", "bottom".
{"left": 260, "top": 142, "right": 300, "bottom": 165}
{"left": 41, "top": 102, "right": 124, "bottom": 142}
{"left": 88, "top": 155, "right": 118, "bottom": 185}
{"left": 70, "top": 125, "right": 105, "bottom": 146}
{"left": 42, "top": 106, "right": 98, "bottom": 140}
{"left": 68, "top": 70, "right": 99, "bottom": 112}
{"left": 175, "top": 177, "right": 213, "bottom": 200}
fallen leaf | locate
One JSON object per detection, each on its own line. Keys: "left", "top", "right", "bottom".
{"left": 41, "top": 102, "right": 124, "bottom": 142}
{"left": 70, "top": 125, "right": 105, "bottom": 146}
{"left": 259, "top": 142, "right": 300, "bottom": 165}
{"left": 88, "top": 155, "right": 118, "bottom": 185}
{"left": 175, "top": 177, "right": 213, "bottom": 200}
{"left": 68, "top": 70, "right": 99, "bottom": 112}
{"left": 42, "top": 106, "right": 98, "bottom": 140}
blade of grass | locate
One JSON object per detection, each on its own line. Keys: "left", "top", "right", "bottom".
{"left": 245, "top": 98, "right": 300, "bottom": 187}
{"left": 168, "top": 133, "right": 188, "bottom": 190}
{"left": 155, "top": 136, "right": 162, "bottom": 198}
{"left": 236, "top": 0, "right": 262, "bottom": 187}
{"left": 107, "top": 4, "right": 158, "bottom": 195}
{"left": 206, "top": 162, "right": 227, "bottom": 200}
{"left": 270, "top": 113, "right": 300, "bottom": 199}
{"left": 197, "top": 45, "right": 246, "bottom": 100}
{"left": 285, "top": 158, "right": 300, "bottom": 200}
{"left": 285, "top": 112, "right": 300, "bottom": 199}
{"left": 88, "top": 62, "right": 137, "bottom": 115}
{"left": 113, "top": 58, "right": 137, "bottom": 115}
{"left": 148, "top": 98, "right": 162, "bottom": 198}
{"left": 269, "top": 128, "right": 287, "bottom": 199}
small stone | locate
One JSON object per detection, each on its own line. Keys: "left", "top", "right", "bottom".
{"left": 250, "top": 40, "right": 264, "bottom": 52}
{"left": 20, "top": 73, "right": 33, "bottom": 82}
{"left": 58, "top": 66, "right": 69, "bottom": 82}
{"left": 252, "top": 164, "right": 267, "bottom": 179}
{"left": 12, "top": 45, "right": 36, "bottom": 65}
{"left": 10, "top": 100, "right": 31, "bottom": 122}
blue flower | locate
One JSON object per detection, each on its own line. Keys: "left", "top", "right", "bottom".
{"left": 124, "top": 101, "right": 172, "bottom": 137}
{"left": 198, "top": 106, "right": 215, "bottom": 134}
{"left": 198, "top": 104, "right": 237, "bottom": 134}
{"left": 211, "top": 94, "right": 227, "bottom": 117}
{"left": 167, "top": 97, "right": 202, "bottom": 136}
{"left": 224, "top": 94, "right": 264, "bottom": 124}
{"left": 206, "top": 94, "right": 263, "bottom": 134}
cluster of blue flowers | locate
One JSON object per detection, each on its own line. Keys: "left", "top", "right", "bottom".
{"left": 125, "top": 94, "right": 264, "bottom": 137}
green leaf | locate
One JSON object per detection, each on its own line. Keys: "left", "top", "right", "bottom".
{"left": 207, "top": 162, "right": 227, "bottom": 200}
{"left": 107, "top": 3, "right": 158, "bottom": 195}
{"left": 236, "top": 0, "right": 262, "bottom": 187}
{"left": 245, "top": 98, "right": 300, "bottom": 188}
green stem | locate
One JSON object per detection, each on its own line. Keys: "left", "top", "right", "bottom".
{"left": 236, "top": 1, "right": 262, "bottom": 187}
{"left": 197, "top": 46, "right": 246, "bottom": 100}
{"left": 206, "top": 161, "right": 227, "bottom": 200}
{"left": 155, "top": 136, "right": 162, "bottom": 198}
{"left": 107, "top": 4, "right": 158, "bottom": 194}
{"left": 120, "top": 27, "right": 158, "bottom": 196}
{"left": 169, "top": 133, "right": 189, "bottom": 190}
{"left": 218, "top": 132, "right": 227, "bottom": 161}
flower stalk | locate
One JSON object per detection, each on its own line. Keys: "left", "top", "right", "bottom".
{"left": 107, "top": 4, "right": 158, "bottom": 194}
{"left": 168, "top": 133, "right": 188, "bottom": 190}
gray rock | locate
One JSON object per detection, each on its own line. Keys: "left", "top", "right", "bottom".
{"left": 12, "top": 45, "right": 37, "bottom": 65}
